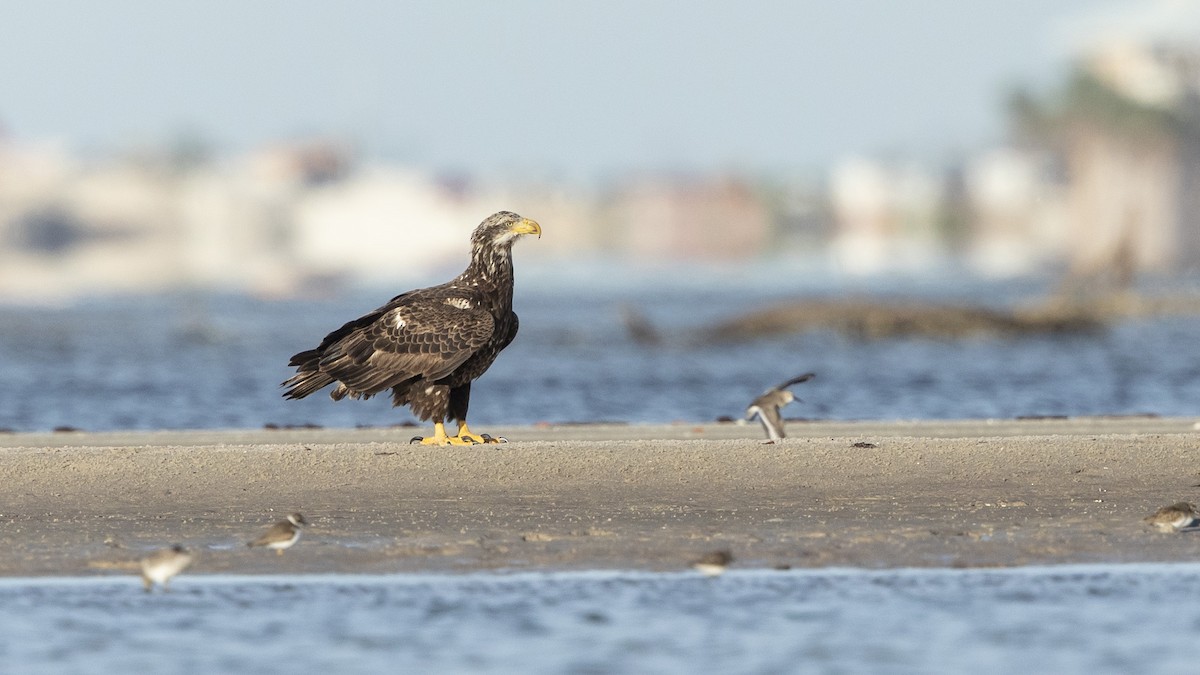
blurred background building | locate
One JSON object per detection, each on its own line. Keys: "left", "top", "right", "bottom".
{"left": 1, "top": 0, "right": 1198, "bottom": 301}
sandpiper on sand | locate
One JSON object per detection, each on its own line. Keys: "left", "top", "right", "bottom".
{"left": 140, "top": 545, "right": 193, "bottom": 592}
{"left": 248, "top": 512, "right": 309, "bottom": 554}
{"left": 692, "top": 549, "right": 734, "bottom": 577}
{"left": 1144, "top": 502, "right": 1197, "bottom": 533}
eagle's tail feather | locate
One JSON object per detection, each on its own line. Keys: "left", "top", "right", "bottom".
{"left": 281, "top": 371, "right": 335, "bottom": 400}
{"left": 288, "top": 349, "right": 321, "bottom": 368}
{"left": 282, "top": 349, "right": 334, "bottom": 399}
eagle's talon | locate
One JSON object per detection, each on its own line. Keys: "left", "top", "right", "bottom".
{"left": 409, "top": 436, "right": 424, "bottom": 444}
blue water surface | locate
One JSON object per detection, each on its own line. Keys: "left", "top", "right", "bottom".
{"left": 1, "top": 271, "right": 1198, "bottom": 431}
{"left": 2, "top": 564, "right": 1198, "bottom": 674}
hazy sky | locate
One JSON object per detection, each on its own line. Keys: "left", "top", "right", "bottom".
{"left": 0, "top": 1, "right": 1118, "bottom": 179}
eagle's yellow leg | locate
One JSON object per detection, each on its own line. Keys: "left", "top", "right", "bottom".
{"left": 455, "top": 421, "right": 505, "bottom": 444}
{"left": 415, "top": 422, "right": 493, "bottom": 446}
{"left": 416, "top": 422, "right": 451, "bottom": 445}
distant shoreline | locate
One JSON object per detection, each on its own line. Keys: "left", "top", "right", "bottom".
{"left": 0, "top": 417, "right": 1197, "bottom": 578}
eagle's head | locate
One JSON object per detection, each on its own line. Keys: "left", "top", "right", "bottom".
{"left": 472, "top": 211, "right": 542, "bottom": 250}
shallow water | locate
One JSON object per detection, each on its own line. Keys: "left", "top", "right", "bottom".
{"left": 2, "top": 274, "right": 1199, "bottom": 432}
{"left": 3, "top": 564, "right": 1199, "bottom": 674}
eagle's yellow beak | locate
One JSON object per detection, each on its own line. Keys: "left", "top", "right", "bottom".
{"left": 513, "top": 218, "right": 542, "bottom": 238}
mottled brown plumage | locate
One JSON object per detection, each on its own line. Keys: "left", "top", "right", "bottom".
{"left": 282, "top": 211, "right": 540, "bottom": 445}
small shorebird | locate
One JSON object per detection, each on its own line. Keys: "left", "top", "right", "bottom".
{"left": 248, "top": 512, "right": 308, "bottom": 554}
{"left": 692, "top": 549, "right": 733, "bottom": 577}
{"left": 140, "top": 544, "right": 193, "bottom": 592}
{"left": 746, "top": 372, "right": 815, "bottom": 443}
{"left": 1144, "top": 502, "right": 1197, "bottom": 533}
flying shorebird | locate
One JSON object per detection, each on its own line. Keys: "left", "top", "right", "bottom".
{"left": 745, "top": 372, "right": 815, "bottom": 443}
{"left": 1144, "top": 502, "right": 1197, "bottom": 533}
{"left": 248, "top": 513, "right": 308, "bottom": 554}
{"left": 139, "top": 544, "right": 193, "bottom": 592}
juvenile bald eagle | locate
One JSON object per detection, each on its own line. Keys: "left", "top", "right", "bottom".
{"left": 282, "top": 211, "right": 541, "bottom": 445}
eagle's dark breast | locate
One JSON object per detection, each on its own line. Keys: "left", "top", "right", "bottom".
{"left": 282, "top": 211, "right": 537, "bottom": 426}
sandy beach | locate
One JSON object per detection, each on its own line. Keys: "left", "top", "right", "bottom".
{"left": 1, "top": 417, "right": 1198, "bottom": 577}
